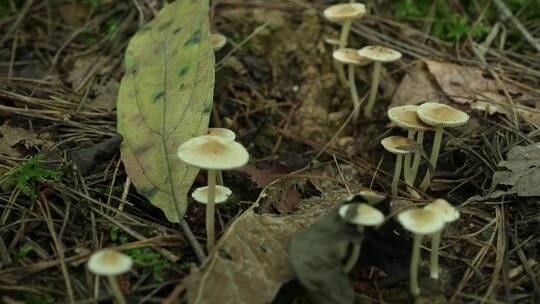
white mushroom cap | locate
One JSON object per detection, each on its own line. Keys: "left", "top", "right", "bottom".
{"left": 177, "top": 135, "right": 249, "bottom": 170}
{"left": 398, "top": 208, "right": 445, "bottom": 235}
{"left": 381, "top": 136, "right": 415, "bottom": 154}
{"left": 388, "top": 105, "right": 433, "bottom": 131}
{"left": 333, "top": 48, "right": 371, "bottom": 66}
{"left": 88, "top": 249, "right": 133, "bottom": 276}
{"left": 339, "top": 203, "right": 385, "bottom": 226}
{"left": 210, "top": 33, "right": 227, "bottom": 52}
{"left": 324, "top": 37, "right": 340, "bottom": 46}
{"left": 424, "top": 199, "right": 459, "bottom": 223}
{"left": 416, "top": 102, "right": 470, "bottom": 128}
{"left": 358, "top": 190, "right": 386, "bottom": 205}
{"left": 208, "top": 128, "right": 236, "bottom": 141}
{"left": 323, "top": 3, "right": 366, "bottom": 23}
{"left": 357, "top": 45, "right": 402, "bottom": 62}
{"left": 192, "top": 185, "right": 232, "bottom": 204}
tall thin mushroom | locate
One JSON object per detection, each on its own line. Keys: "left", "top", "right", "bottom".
{"left": 416, "top": 102, "right": 469, "bottom": 191}
{"left": 387, "top": 105, "right": 432, "bottom": 191}
{"left": 177, "top": 135, "right": 249, "bottom": 251}
{"left": 381, "top": 136, "right": 415, "bottom": 196}
{"left": 357, "top": 46, "right": 402, "bottom": 118}
{"left": 333, "top": 48, "right": 371, "bottom": 121}
{"left": 323, "top": 3, "right": 366, "bottom": 86}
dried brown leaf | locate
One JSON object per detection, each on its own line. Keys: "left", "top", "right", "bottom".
{"left": 184, "top": 190, "right": 349, "bottom": 304}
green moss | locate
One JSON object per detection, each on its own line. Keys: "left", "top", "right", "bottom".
{"left": 7, "top": 154, "right": 63, "bottom": 200}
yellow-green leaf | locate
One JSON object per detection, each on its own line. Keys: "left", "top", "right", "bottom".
{"left": 117, "top": 0, "right": 214, "bottom": 222}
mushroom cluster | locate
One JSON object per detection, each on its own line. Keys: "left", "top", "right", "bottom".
{"left": 323, "top": 4, "right": 402, "bottom": 120}
{"left": 397, "top": 199, "right": 459, "bottom": 297}
{"left": 177, "top": 129, "right": 249, "bottom": 251}
{"left": 382, "top": 102, "right": 469, "bottom": 195}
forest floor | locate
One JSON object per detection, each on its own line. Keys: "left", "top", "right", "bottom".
{"left": 0, "top": 0, "right": 539, "bottom": 303}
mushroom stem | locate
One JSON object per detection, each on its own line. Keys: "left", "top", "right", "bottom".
{"left": 430, "top": 229, "right": 442, "bottom": 279}
{"left": 392, "top": 154, "right": 403, "bottom": 196}
{"left": 410, "top": 130, "right": 424, "bottom": 185}
{"left": 107, "top": 275, "right": 127, "bottom": 304}
{"left": 206, "top": 169, "right": 217, "bottom": 251}
{"left": 339, "top": 20, "right": 352, "bottom": 49}
{"left": 344, "top": 226, "right": 364, "bottom": 273}
{"left": 348, "top": 64, "right": 360, "bottom": 121}
{"left": 403, "top": 130, "right": 415, "bottom": 185}
{"left": 335, "top": 59, "right": 349, "bottom": 87}
{"left": 216, "top": 170, "right": 224, "bottom": 186}
{"left": 364, "top": 61, "right": 382, "bottom": 118}
{"left": 420, "top": 126, "right": 444, "bottom": 191}
{"left": 410, "top": 233, "right": 422, "bottom": 297}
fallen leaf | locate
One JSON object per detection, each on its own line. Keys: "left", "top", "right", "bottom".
{"left": 58, "top": 3, "right": 91, "bottom": 26}
{"left": 392, "top": 60, "right": 537, "bottom": 121}
{"left": 184, "top": 189, "right": 350, "bottom": 304}
{"left": 490, "top": 143, "right": 540, "bottom": 197}
{"left": 239, "top": 164, "right": 289, "bottom": 188}
{"left": 117, "top": 0, "right": 214, "bottom": 222}
{"left": 0, "top": 123, "right": 52, "bottom": 157}
{"left": 68, "top": 134, "right": 123, "bottom": 176}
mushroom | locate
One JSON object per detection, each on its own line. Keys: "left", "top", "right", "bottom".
{"left": 416, "top": 102, "right": 469, "bottom": 191}
{"left": 357, "top": 46, "right": 402, "bottom": 118}
{"left": 323, "top": 3, "right": 366, "bottom": 86}
{"left": 397, "top": 208, "right": 445, "bottom": 297}
{"left": 387, "top": 105, "right": 433, "bottom": 189}
{"left": 88, "top": 249, "right": 133, "bottom": 304}
{"left": 381, "top": 136, "right": 415, "bottom": 196}
{"left": 192, "top": 185, "right": 232, "bottom": 204}
{"left": 209, "top": 32, "right": 227, "bottom": 52}
{"left": 208, "top": 128, "right": 236, "bottom": 141}
{"left": 207, "top": 128, "right": 237, "bottom": 185}
{"left": 333, "top": 48, "right": 371, "bottom": 120}
{"left": 358, "top": 189, "right": 386, "bottom": 205}
{"left": 177, "top": 135, "right": 249, "bottom": 250}
{"left": 339, "top": 202, "right": 385, "bottom": 272}
{"left": 423, "top": 199, "right": 459, "bottom": 280}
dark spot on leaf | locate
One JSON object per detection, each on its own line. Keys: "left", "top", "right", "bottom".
{"left": 179, "top": 84, "right": 186, "bottom": 90}
{"left": 202, "top": 105, "right": 212, "bottom": 113}
{"left": 142, "top": 187, "right": 158, "bottom": 198}
{"left": 173, "top": 27, "right": 182, "bottom": 34}
{"left": 158, "top": 20, "right": 173, "bottom": 32}
{"left": 184, "top": 30, "right": 201, "bottom": 46}
{"left": 179, "top": 66, "right": 189, "bottom": 77}
{"left": 139, "top": 24, "right": 152, "bottom": 32}
{"left": 133, "top": 143, "right": 152, "bottom": 155}
{"left": 152, "top": 91, "right": 165, "bottom": 103}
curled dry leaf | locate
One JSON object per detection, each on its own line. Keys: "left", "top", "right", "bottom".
{"left": 491, "top": 143, "right": 540, "bottom": 197}
{"left": 183, "top": 189, "right": 350, "bottom": 304}
{"left": 392, "top": 60, "right": 537, "bottom": 122}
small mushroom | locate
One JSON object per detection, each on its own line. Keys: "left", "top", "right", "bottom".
{"left": 387, "top": 105, "right": 433, "bottom": 190}
{"left": 358, "top": 189, "right": 386, "bottom": 205}
{"left": 177, "top": 135, "right": 249, "bottom": 251}
{"left": 323, "top": 3, "right": 366, "bottom": 87}
{"left": 339, "top": 202, "right": 385, "bottom": 272}
{"left": 333, "top": 48, "right": 371, "bottom": 120}
{"left": 357, "top": 46, "right": 402, "bottom": 118}
{"left": 398, "top": 208, "right": 445, "bottom": 297}
{"left": 88, "top": 249, "right": 133, "bottom": 304}
{"left": 416, "top": 102, "right": 469, "bottom": 190}
{"left": 423, "top": 199, "right": 459, "bottom": 280}
{"left": 381, "top": 136, "right": 415, "bottom": 196}
{"left": 209, "top": 33, "right": 227, "bottom": 52}
{"left": 192, "top": 185, "right": 232, "bottom": 204}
